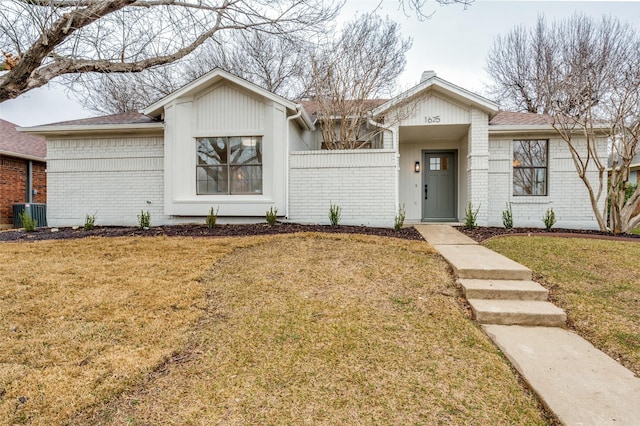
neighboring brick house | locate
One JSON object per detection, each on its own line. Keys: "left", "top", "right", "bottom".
{"left": 0, "top": 119, "right": 47, "bottom": 228}
{"left": 21, "top": 68, "right": 608, "bottom": 229}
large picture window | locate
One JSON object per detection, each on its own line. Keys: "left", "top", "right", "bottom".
{"left": 196, "top": 136, "right": 262, "bottom": 195}
{"left": 513, "top": 140, "right": 548, "bottom": 196}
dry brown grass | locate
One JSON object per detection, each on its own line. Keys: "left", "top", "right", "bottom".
{"left": 2, "top": 234, "right": 546, "bottom": 425}
{"left": 486, "top": 236, "right": 640, "bottom": 376}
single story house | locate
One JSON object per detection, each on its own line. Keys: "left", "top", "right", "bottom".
{"left": 20, "top": 68, "right": 606, "bottom": 229}
{"left": 0, "top": 119, "right": 47, "bottom": 228}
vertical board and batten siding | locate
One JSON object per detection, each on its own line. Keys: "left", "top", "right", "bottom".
{"left": 487, "top": 136, "right": 606, "bottom": 229}
{"left": 398, "top": 93, "right": 471, "bottom": 127}
{"left": 163, "top": 81, "right": 287, "bottom": 217}
{"left": 46, "top": 136, "right": 166, "bottom": 226}
{"left": 289, "top": 150, "right": 396, "bottom": 227}
{"left": 195, "top": 84, "right": 264, "bottom": 134}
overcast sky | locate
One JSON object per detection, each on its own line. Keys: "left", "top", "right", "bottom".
{"left": 1, "top": 0, "right": 640, "bottom": 127}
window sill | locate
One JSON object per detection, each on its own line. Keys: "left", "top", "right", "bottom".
{"left": 173, "top": 195, "right": 272, "bottom": 204}
{"left": 510, "top": 197, "right": 550, "bottom": 204}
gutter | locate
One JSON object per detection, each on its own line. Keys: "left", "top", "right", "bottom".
{"left": 489, "top": 124, "right": 611, "bottom": 135}
{"left": 285, "top": 104, "right": 305, "bottom": 219}
{"left": 368, "top": 117, "right": 399, "bottom": 215}
{"left": 0, "top": 149, "right": 45, "bottom": 162}
{"left": 17, "top": 122, "right": 165, "bottom": 136}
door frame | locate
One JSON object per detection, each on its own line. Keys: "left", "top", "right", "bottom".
{"left": 421, "top": 149, "right": 458, "bottom": 222}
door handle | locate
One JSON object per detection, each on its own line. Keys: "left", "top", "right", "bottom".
{"left": 424, "top": 184, "right": 428, "bottom": 200}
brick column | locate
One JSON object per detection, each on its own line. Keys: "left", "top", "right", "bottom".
{"left": 467, "top": 108, "right": 489, "bottom": 226}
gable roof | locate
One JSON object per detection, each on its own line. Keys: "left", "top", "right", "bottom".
{"left": 0, "top": 119, "right": 46, "bottom": 161}
{"left": 142, "top": 68, "right": 313, "bottom": 129}
{"left": 373, "top": 73, "right": 500, "bottom": 117}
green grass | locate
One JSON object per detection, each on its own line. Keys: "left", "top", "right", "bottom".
{"left": 1, "top": 234, "right": 548, "bottom": 425}
{"left": 486, "top": 236, "right": 640, "bottom": 376}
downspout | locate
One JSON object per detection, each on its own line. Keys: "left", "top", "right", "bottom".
{"left": 285, "top": 104, "right": 304, "bottom": 219}
{"left": 26, "top": 160, "right": 33, "bottom": 203}
{"left": 368, "top": 117, "right": 399, "bottom": 215}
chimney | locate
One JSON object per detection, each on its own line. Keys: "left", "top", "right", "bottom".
{"left": 420, "top": 70, "right": 436, "bottom": 82}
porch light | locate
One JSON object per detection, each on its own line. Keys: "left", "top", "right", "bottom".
{"left": 513, "top": 159, "right": 521, "bottom": 167}
{"left": 414, "top": 161, "right": 421, "bottom": 173}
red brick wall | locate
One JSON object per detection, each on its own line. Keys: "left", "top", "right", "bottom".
{"left": 0, "top": 155, "right": 47, "bottom": 227}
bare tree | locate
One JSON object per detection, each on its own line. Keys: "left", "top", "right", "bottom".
{"left": 67, "top": 64, "right": 184, "bottom": 114}
{"left": 0, "top": 0, "right": 340, "bottom": 102}
{"left": 487, "top": 14, "right": 640, "bottom": 233}
{"left": 185, "top": 32, "right": 311, "bottom": 99}
{"left": 309, "top": 13, "right": 412, "bottom": 149}
{"left": 66, "top": 30, "right": 312, "bottom": 115}
{"left": 396, "top": 0, "right": 474, "bottom": 20}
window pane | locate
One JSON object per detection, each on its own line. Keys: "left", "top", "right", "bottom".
{"left": 440, "top": 157, "right": 448, "bottom": 170}
{"left": 229, "top": 136, "right": 262, "bottom": 165}
{"left": 430, "top": 157, "right": 440, "bottom": 170}
{"left": 230, "top": 165, "right": 262, "bottom": 194}
{"left": 197, "top": 166, "right": 228, "bottom": 194}
{"left": 513, "top": 168, "right": 547, "bottom": 196}
{"left": 197, "top": 137, "right": 227, "bottom": 165}
{"left": 514, "top": 140, "right": 547, "bottom": 167}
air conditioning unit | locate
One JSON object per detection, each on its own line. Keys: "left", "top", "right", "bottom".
{"left": 13, "top": 203, "right": 48, "bottom": 228}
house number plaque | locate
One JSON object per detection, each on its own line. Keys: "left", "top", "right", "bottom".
{"left": 425, "top": 115, "right": 441, "bottom": 123}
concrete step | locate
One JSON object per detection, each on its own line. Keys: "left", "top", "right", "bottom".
{"left": 434, "top": 244, "right": 532, "bottom": 280}
{"left": 468, "top": 299, "right": 566, "bottom": 327}
{"left": 459, "top": 279, "right": 548, "bottom": 301}
{"left": 414, "top": 224, "right": 478, "bottom": 245}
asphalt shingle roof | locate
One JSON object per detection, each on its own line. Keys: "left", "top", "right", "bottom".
{"left": 489, "top": 111, "right": 553, "bottom": 126}
{"left": 0, "top": 119, "right": 46, "bottom": 160}
{"left": 45, "top": 111, "right": 161, "bottom": 126}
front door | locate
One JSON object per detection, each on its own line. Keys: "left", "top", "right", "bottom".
{"left": 422, "top": 151, "right": 456, "bottom": 221}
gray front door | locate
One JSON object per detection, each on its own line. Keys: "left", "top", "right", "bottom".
{"left": 422, "top": 151, "right": 456, "bottom": 221}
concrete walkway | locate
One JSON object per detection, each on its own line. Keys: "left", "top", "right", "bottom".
{"left": 415, "top": 224, "right": 640, "bottom": 425}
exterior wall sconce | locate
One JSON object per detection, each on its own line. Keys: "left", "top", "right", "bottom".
{"left": 414, "top": 161, "right": 421, "bottom": 173}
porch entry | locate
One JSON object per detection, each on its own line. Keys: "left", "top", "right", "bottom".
{"left": 422, "top": 150, "right": 457, "bottom": 221}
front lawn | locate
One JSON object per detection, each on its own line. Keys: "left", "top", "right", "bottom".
{"left": 1, "top": 234, "right": 547, "bottom": 425}
{"left": 486, "top": 236, "right": 640, "bottom": 376}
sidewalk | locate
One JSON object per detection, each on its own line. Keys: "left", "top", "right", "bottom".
{"left": 415, "top": 224, "right": 640, "bottom": 425}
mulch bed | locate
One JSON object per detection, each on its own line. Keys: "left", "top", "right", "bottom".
{"left": 0, "top": 222, "right": 424, "bottom": 243}
{"left": 458, "top": 226, "right": 640, "bottom": 243}
{"left": 3, "top": 223, "right": 637, "bottom": 244}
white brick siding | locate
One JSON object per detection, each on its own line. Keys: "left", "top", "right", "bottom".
{"left": 488, "top": 136, "right": 606, "bottom": 230}
{"left": 467, "top": 108, "right": 489, "bottom": 225}
{"left": 289, "top": 150, "right": 397, "bottom": 227}
{"left": 47, "top": 136, "right": 169, "bottom": 227}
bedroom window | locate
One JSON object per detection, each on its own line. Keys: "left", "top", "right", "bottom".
{"left": 513, "top": 139, "right": 548, "bottom": 196}
{"left": 196, "top": 136, "right": 262, "bottom": 194}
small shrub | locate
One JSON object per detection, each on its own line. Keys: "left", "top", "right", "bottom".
{"left": 394, "top": 204, "right": 406, "bottom": 231}
{"left": 137, "top": 210, "right": 151, "bottom": 229}
{"left": 464, "top": 202, "right": 480, "bottom": 229}
{"left": 329, "top": 203, "right": 342, "bottom": 227}
{"left": 19, "top": 210, "right": 37, "bottom": 232}
{"left": 542, "top": 208, "right": 556, "bottom": 231}
{"left": 266, "top": 206, "right": 278, "bottom": 226}
{"left": 84, "top": 213, "right": 97, "bottom": 231}
{"left": 206, "top": 206, "right": 219, "bottom": 229}
{"left": 502, "top": 203, "right": 513, "bottom": 229}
